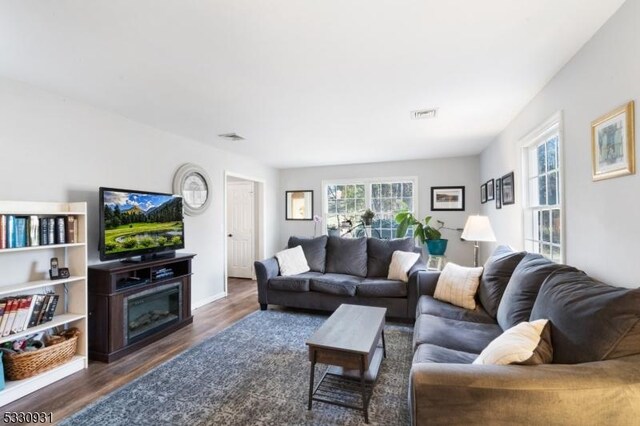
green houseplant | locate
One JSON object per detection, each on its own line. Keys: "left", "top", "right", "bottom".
{"left": 394, "top": 211, "right": 447, "bottom": 255}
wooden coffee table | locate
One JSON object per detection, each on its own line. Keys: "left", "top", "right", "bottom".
{"left": 306, "top": 304, "right": 387, "bottom": 423}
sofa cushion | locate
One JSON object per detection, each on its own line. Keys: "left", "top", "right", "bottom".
{"left": 413, "top": 343, "right": 477, "bottom": 364}
{"left": 268, "top": 272, "right": 323, "bottom": 292}
{"left": 478, "top": 246, "right": 526, "bottom": 318}
{"left": 434, "top": 263, "right": 483, "bottom": 310}
{"left": 388, "top": 250, "right": 421, "bottom": 282}
{"left": 288, "top": 236, "right": 328, "bottom": 273}
{"left": 309, "top": 273, "right": 363, "bottom": 296}
{"left": 416, "top": 295, "right": 495, "bottom": 324}
{"left": 497, "top": 254, "right": 575, "bottom": 330}
{"left": 413, "top": 314, "right": 502, "bottom": 354}
{"left": 357, "top": 279, "right": 407, "bottom": 298}
{"left": 275, "top": 245, "right": 310, "bottom": 276}
{"left": 530, "top": 270, "right": 640, "bottom": 364}
{"left": 473, "top": 319, "right": 553, "bottom": 366}
{"left": 325, "top": 236, "right": 368, "bottom": 277}
{"left": 366, "top": 237, "right": 414, "bottom": 277}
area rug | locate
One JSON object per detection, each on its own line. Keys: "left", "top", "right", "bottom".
{"left": 60, "top": 310, "right": 413, "bottom": 426}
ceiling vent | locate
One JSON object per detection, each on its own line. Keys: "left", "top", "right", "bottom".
{"left": 410, "top": 108, "right": 438, "bottom": 120}
{"left": 218, "top": 133, "right": 245, "bottom": 141}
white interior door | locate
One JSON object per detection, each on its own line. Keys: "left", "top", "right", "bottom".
{"left": 227, "top": 181, "right": 255, "bottom": 279}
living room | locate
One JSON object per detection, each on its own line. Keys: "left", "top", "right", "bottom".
{"left": 0, "top": 0, "right": 639, "bottom": 424}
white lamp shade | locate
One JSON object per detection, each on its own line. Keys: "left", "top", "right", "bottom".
{"left": 461, "top": 215, "right": 496, "bottom": 242}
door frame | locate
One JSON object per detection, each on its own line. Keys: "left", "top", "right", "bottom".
{"left": 223, "top": 171, "right": 266, "bottom": 295}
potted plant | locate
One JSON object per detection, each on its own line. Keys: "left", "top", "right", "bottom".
{"left": 360, "top": 209, "right": 375, "bottom": 226}
{"left": 394, "top": 211, "right": 447, "bottom": 255}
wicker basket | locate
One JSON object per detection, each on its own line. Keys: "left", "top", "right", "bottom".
{"left": 3, "top": 335, "right": 78, "bottom": 381}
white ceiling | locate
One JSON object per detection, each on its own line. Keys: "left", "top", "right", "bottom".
{"left": 0, "top": 1, "right": 626, "bottom": 168}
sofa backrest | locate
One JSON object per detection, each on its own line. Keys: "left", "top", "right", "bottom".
{"left": 366, "top": 237, "right": 415, "bottom": 277}
{"left": 288, "top": 236, "right": 328, "bottom": 273}
{"left": 496, "top": 253, "right": 576, "bottom": 330}
{"left": 325, "top": 236, "right": 368, "bottom": 277}
{"left": 477, "top": 245, "right": 526, "bottom": 318}
{"left": 531, "top": 269, "right": 640, "bottom": 364}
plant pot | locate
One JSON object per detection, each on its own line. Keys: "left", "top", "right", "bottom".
{"left": 425, "top": 239, "right": 448, "bottom": 256}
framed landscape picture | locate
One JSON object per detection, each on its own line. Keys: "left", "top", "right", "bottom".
{"left": 495, "top": 178, "right": 502, "bottom": 209}
{"left": 591, "top": 101, "right": 635, "bottom": 181}
{"left": 486, "top": 179, "right": 495, "bottom": 201}
{"left": 431, "top": 186, "right": 465, "bottom": 211}
{"left": 501, "top": 172, "right": 515, "bottom": 205}
{"left": 480, "top": 183, "right": 487, "bottom": 204}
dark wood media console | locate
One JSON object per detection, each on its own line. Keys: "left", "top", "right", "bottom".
{"left": 88, "top": 253, "right": 196, "bottom": 362}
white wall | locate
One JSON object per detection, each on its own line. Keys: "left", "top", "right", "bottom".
{"left": 479, "top": 0, "right": 640, "bottom": 287}
{"left": 0, "top": 78, "right": 279, "bottom": 305}
{"left": 279, "top": 157, "right": 480, "bottom": 266}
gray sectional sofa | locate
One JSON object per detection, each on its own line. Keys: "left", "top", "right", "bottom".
{"left": 410, "top": 246, "right": 640, "bottom": 425}
{"left": 254, "top": 236, "right": 426, "bottom": 319}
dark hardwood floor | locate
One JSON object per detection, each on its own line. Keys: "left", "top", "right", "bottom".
{"left": 2, "top": 278, "right": 259, "bottom": 424}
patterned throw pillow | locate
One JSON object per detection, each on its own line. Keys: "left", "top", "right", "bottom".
{"left": 275, "top": 245, "right": 310, "bottom": 276}
{"left": 434, "top": 263, "right": 483, "bottom": 309}
{"left": 387, "top": 250, "right": 420, "bottom": 282}
{"left": 473, "top": 319, "right": 553, "bottom": 365}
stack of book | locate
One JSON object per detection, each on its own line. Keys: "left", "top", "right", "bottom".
{"left": 0, "top": 215, "right": 78, "bottom": 249}
{"left": 0, "top": 294, "right": 60, "bottom": 336}
{"left": 152, "top": 267, "right": 174, "bottom": 281}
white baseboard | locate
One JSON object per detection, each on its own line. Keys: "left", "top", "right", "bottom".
{"left": 191, "top": 291, "right": 227, "bottom": 311}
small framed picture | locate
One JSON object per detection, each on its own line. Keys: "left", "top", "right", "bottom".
{"left": 486, "top": 179, "right": 495, "bottom": 201}
{"left": 495, "top": 178, "right": 502, "bottom": 209}
{"left": 285, "top": 190, "right": 314, "bottom": 220}
{"left": 591, "top": 101, "right": 635, "bottom": 181}
{"left": 480, "top": 183, "right": 487, "bottom": 204}
{"left": 431, "top": 186, "right": 465, "bottom": 211}
{"left": 501, "top": 172, "right": 515, "bottom": 205}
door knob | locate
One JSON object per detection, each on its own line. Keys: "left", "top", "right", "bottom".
{"left": 228, "top": 234, "right": 233, "bottom": 237}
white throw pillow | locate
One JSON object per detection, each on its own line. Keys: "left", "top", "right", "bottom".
{"left": 473, "top": 319, "right": 553, "bottom": 365}
{"left": 433, "top": 262, "right": 483, "bottom": 309}
{"left": 275, "top": 245, "right": 310, "bottom": 276}
{"left": 387, "top": 250, "right": 420, "bottom": 282}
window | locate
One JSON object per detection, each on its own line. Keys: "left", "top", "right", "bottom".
{"left": 324, "top": 178, "right": 417, "bottom": 239}
{"left": 522, "top": 114, "right": 563, "bottom": 262}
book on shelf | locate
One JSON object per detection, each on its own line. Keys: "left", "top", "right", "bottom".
{"left": 0, "top": 299, "right": 6, "bottom": 320}
{"left": 14, "top": 217, "right": 27, "bottom": 248}
{"left": 2, "top": 298, "right": 19, "bottom": 336}
{"left": 27, "top": 295, "right": 47, "bottom": 328}
{"left": 43, "top": 295, "right": 59, "bottom": 322}
{"left": 0, "top": 298, "right": 14, "bottom": 335}
{"left": 39, "top": 217, "right": 48, "bottom": 245}
{"left": 23, "top": 295, "right": 38, "bottom": 331}
{"left": 55, "top": 216, "right": 66, "bottom": 244}
{"left": 36, "top": 294, "right": 52, "bottom": 326}
{"left": 11, "top": 296, "right": 33, "bottom": 334}
{"left": 0, "top": 214, "right": 6, "bottom": 249}
{"left": 47, "top": 217, "right": 55, "bottom": 245}
{"left": 6, "top": 215, "right": 15, "bottom": 248}
{"left": 66, "top": 215, "right": 78, "bottom": 243}
{"left": 28, "top": 215, "right": 39, "bottom": 246}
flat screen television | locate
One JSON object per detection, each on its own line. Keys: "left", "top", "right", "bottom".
{"left": 99, "top": 187, "right": 184, "bottom": 261}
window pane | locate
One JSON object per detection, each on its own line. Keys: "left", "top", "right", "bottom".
{"left": 552, "top": 209, "right": 561, "bottom": 244}
{"left": 336, "top": 185, "right": 344, "bottom": 199}
{"left": 382, "top": 199, "right": 393, "bottom": 212}
{"left": 392, "top": 183, "right": 401, "bottom": 197}
{"left": 537, "top": 143, "right": 546, "bottom": 175}
{"left": 344, "top": 185, "right": 355, "bottom": 199}
{"left": 541, "top": 243, "right": 551, "bottom": 257}
{"left": 328, "top": 199, "right": 336, "bottom": 213}
{"left": 337, "top": 199, "right": 346, "bottom": 213}
{"left": 537, "top": 210, "right": 542, "bottom": 241}
{"left": 542, "top": 210, "right": 550, "bottom": 243}
{"left": 403, "top": 183, "right": 413, "bottom": 197}
{"left": 371, "top": 184, "right": 380, "bottom": 198}
{"left": 372, "top": 199, "right": 381, "bottom": 211}
{"left": 356, "top": 185, "right": 365, "bottom": 199}
{"left": 356, "top": 198, "right": 365, "bottom": 211}
{"left": 548, "top": 171, "right": 558, "bottom": 205}
{"left": 546, "top": 137, "right": 557, "bottom": 171}
{"left": 538, "top": 175, "right": 547, "bottom": 205}
{"left": 327, "top": 185, "right": 336, "bottom": 201}
{"left": 552, "top": 246, "right": 561, "bottom": 262}
{"left": 381, "top": 184, "right": 391, "bottom": 197}
{"left": 347, "top": 199, "right": 355, "bottom": 212}
{"left": 402, "top": 197, "right": 413, "bottom": 211}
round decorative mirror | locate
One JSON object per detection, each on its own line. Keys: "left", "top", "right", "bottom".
{"left": 173, "top": 163, "right": 212, "bottom": 216}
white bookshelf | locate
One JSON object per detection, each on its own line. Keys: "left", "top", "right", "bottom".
{"left": 0, "top": 201, "right": 88, "bottom": 406}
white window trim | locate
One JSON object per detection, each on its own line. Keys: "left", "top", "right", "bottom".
{"left": 321, "top": 176, "right": 419, "bottom": 235}
{"left": 519, "top": 111, "right": 565, "bottom": 263}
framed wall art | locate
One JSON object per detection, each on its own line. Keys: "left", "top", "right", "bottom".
{"left": 486, "top": 179, "right": 495, "bottom": 201}
{"left": 480, "top": 183, "right": 487, "bottom": 204}
{"left": 285, "top": 190, "right": 314, "bottom": 220}
{"left": 495, "top": 178, "right": 502, "bottom": 209}
{"left": 431, "top": 186, "right": 465, "bottom": 211}
{"left": 501, "top": 172, "right": 515, "bottom": 205}
{"left": 591, "top": 101, "right": 635, "bottom": 181}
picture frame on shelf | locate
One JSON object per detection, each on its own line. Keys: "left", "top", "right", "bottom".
{"left": 285, "top": 190, "right": 314, "bottom": 220}
{"left": 486, "top": 179, "right": 495, "bottom": 201}
{"left": 501, "top": 172, "right": 515, "bottom": 205}
{"left": 480, "top": 183, "right": 487, "bottom": 204}
{"left": 495, "top": 178, "right": 502, "bottom": 209}
{"left": 430, "top": 186, "right": 465, "bottom": 211}
{"left": 591, "top": 101, "right": 635, "bottom": 181}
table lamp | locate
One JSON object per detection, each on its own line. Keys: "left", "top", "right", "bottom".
{"left": 461, "top": 215, "right": 496, "bottom": 267}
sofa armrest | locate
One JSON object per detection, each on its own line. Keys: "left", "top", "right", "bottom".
{"left": 409, "top": 355, "right": 640, "bottom": 425}
{"left": 406, "top": 259, "right": 427, "bottom": 318}
{"left": 416, "top": 270, "right": 440, "bottom": 296}
{"left": 254, "top": 258, "right": 279, "bottom": 304}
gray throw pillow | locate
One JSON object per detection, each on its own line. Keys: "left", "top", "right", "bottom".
{"left": 530, "top": 270, "right": 640, "bottom": 364}
{"left": 325, "top": 236, "right": 368, "bottom": 277}
{"left": 366, "top": 237, "right": 415, "bottom": 277}
{"left": 478, "top": 246, "right": 526, "bottom": 318}
{"left": 288, "top": 236, "right": 328, "bottom": 273}
{"left": 496, "top": 253, "right": 575, "bottom": 330}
